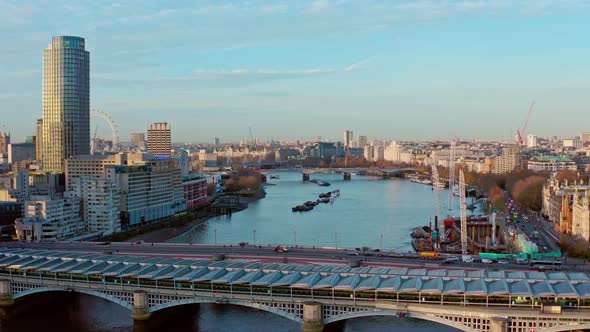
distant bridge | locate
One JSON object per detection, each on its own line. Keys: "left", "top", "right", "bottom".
{"left": 261, "top": 167, "right": 417, "bottom": 181}
{"left": 1, "top": 248, "right": 590, "bottom": 331}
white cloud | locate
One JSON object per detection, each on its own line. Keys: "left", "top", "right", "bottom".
{"left": 344, "top": 55, "right": 377, "bottom": 72}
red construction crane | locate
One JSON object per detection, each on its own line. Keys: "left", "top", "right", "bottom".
{"left": 516, "top": 101, "right": 535, "bottom": 145}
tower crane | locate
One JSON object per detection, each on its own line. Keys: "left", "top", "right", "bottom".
{"left": 447, "top": 140, "right": 456, "bottom": 224}
{"left": 431, "top": 165, "right": 443, "bottom": 218}
{"left": 516, "top": 101, "right": 535, "bottom": 145}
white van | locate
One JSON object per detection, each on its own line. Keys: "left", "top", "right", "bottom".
{"left": 462, "top": 255, "right": 474, "bottom": 263}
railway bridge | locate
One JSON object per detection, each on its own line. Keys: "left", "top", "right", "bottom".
{"left": 1, "top": 248, "right": 590, "bottom": 332}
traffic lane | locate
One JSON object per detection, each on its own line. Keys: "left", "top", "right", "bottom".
{"left": 2, "top": 242, "right": 585, "bottom": 272}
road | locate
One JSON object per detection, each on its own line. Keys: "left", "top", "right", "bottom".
{"left": 503, "top": 192, "right": 560, "bottom": 253}
{"left": 1, "top": 241, "right": 587, "bottom": 273}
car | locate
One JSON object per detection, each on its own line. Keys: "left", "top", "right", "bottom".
{"left": 481, "top": 258, "right": 493, "bottom": 264}
{"left": 442, "top": 260, "right": 455, "bottom": 265}
{"left": 274, "top": 245, "right": 288, "bottom": 253}
{"left": 445, "top": 256, "right": 460, "bottom": 262}
{"left": 497, "top": 260, "right": 509, "bottom": 264}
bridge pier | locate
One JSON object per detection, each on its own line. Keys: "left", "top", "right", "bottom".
{"left": 343, "top": 172, "right": 351, "bottom": 181}
{"left": 0, "top": 280, "right": 13, "bottom": 307}
{"left": 303, "top": 173, "right": 310, "bottom": 182}
{"left": 132, "top": 291, "right": 151, "bottom": 321}
{"left": 302, "top": 302, "right": 323, "bottom": 332}
{"left": 490, "top": 317, "right": 508, "bottom": 332}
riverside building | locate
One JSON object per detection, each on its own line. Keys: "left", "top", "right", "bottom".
{"left": 105, "top": 158, "right": 185, "bottom": 229}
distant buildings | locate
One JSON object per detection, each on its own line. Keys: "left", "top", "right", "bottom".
{"left": 542, "top": 175, "right": 590, "bottom": 236}
{"left": 213, "top": 137, "right": 220, "bottom": 146}
{"left": 563, "top": 138, "right": 583, "bottom": 149}
{"left": 581, "top": 132, "right": 590, "bottom": 145}
{"left": 357, "top": 135, "right": 368, "bottom": 148}
{"left": 573, "top": 190, "right": 590, "bottom": 241}
{"left": 363, "top": 144, "right": 384, "bottom": 162}
{"left": 343, "top": 130, "right": 353, "bottom": 148}
{"left": 275, "top": 148, "right": 300, "bottom": 161}
{"left": 308, "top": 142, "right": 337, "bottom": 158}
{"left": 147, "top": 122, "right": 171, "bottom": 156}
{"left": 527, "top": 156, "right": 577, "bottom": 172}
{"left": 8, "top": 143, "right": 35, "bottom": 164}
{"left": 41, "top": 36, "right": 90, "bottom": 173}
{"left": 0, "top": 132, "right": 10, "bottom": 156}
{"left": 526, "top": 134, "right": 538, "bottom": 148}
{"left": 130, "top": 133, "right": 147, "bottom": 151}
{"left": 493, "top": 147, "right": 521, "bottom": 174}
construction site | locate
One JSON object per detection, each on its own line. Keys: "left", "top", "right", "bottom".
{"left": 411, "top": 140, "right": 510, "bottom": 256}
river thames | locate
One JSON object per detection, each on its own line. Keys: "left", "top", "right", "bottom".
{"left": 2, "top": 172, "right": 470, "bottom": 332}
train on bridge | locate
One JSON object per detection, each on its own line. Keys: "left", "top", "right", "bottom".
{"left": 0, "top": 248, "right": 589, "bottom": 332}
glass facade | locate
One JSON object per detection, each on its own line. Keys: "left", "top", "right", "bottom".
{"left": 42, "top": 36, "right": 90, "bottom": 173}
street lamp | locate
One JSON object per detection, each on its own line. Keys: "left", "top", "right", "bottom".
{"left": 380, "top": 232, "right": 383, "bottom": 249}
{"left": 253, "top": 229, "right": 256, "bottom": 246}
{"left": 214, "top": 229, "right": 217, "bottom": 245}
{"left": 293, "top": 229, "right": 297, "bottom": 248}
{"left": 335, "top": 232, "right": 338, "bottom": 250}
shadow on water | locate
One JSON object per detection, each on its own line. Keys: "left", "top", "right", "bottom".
{"left": 0, "top": 292, "right": 464, "bottom": 332}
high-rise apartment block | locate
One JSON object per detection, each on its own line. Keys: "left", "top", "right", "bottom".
{"left": 344, "top": 130, "right": 353, "bottom": 147}
{"left": 493, "top": 146, "right": 521, "bottom": 174}
{"left": 42, "top": 36, "right": 90, "bottom": 173}
{"left": 147, "top": 122, "right": 171, "bottom": 156}
{"left": 358, "top": 135, "right": 368, "bottom": 147}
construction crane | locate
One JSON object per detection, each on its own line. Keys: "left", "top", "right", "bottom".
{"left": 516, "top": 101, "right": 535, "bottom": 145}
{"left": 431, "top": 165, "right": 443, "bottom": 218}
{"left": 447, "top": 140, "right": 456, "bottom": 224}
{"left": 459, "top": 170, "right": 468, "bottom": 255}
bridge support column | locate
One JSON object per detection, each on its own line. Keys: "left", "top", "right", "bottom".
{"left": 303, "top": 173, "right": 310, "bottom": 182}
{"left": 132, "top": 290, "right": 151, "bottom": 321}
{"left": 302, "top": 302, "right": 323, "bottom": 332}
{"left": 343, "top": 172, "right": 351, "bottom": 181}
{"left": 490, "top": 317, "right": 508, "bottom": 332}
{"left": 0, "top": 280, "right": 13, "bottom": 307}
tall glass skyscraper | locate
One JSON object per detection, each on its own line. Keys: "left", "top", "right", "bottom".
{"left": 42, "top": 36, "right": 90, "bottom": 173}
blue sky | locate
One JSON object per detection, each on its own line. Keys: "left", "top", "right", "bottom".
{"left": 1, "top": 0, "right": 589, "bottom": 143}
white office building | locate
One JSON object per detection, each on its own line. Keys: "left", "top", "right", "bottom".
{"left": 15, "top": 194, "right": 82, "bottom": 241}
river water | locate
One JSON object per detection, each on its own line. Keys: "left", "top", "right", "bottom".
{"left": 2, "top": 173, "right": 472, "bottom": 332}
{"left": 174, "top": 172, "right": 469, "bottom": 250}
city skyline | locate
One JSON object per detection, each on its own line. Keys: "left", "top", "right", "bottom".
{"left": 1, "top": 1, "right": 590, "bottom": 143}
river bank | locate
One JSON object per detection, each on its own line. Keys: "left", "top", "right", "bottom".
{"left": 124, "top": 187, "right": 267, "bottom": 243}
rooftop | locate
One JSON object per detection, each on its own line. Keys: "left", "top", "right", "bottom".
{"left": 0, "top": 249, "right": 589, "bottom": 298}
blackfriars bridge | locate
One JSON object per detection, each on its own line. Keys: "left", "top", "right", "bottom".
{"left": 1, "top": 248, "right": 590, "bottom": 332}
